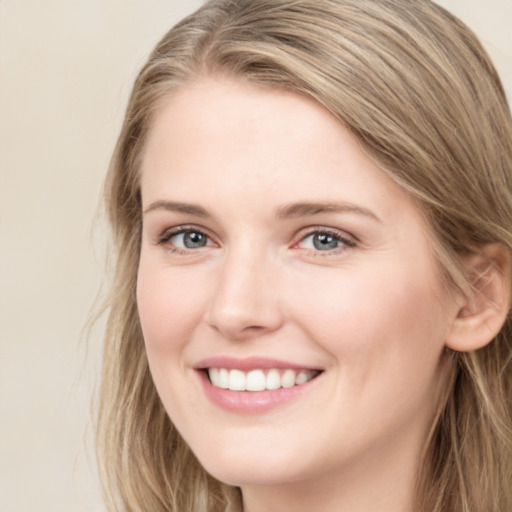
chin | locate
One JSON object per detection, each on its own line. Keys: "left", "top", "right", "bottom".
{"left": 192, "top": 442, "right": 309, "bottom": 487}
{"left": 204, "top": 463, "right": 298, "bottom": 488}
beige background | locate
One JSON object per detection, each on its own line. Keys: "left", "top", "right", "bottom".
{"left": 1, "top": 1, "right": 510, "bottom": 511}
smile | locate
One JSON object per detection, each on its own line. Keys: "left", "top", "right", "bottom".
{"left": 207, "top": 368, "right": 319, "bottom": 391}
{"left": 195, "top": 357, "right": 323, "bottom": 413}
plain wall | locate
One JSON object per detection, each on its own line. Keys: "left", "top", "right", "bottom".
{"left": 0, "top": 1, "right": 510, "bottom": 511}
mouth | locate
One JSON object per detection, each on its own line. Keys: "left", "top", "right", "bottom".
{"left": 195, "top": 357, "right": 323, "bottom": 412}
{"left": 205, "top": 367, "right": 321, "bottom": 391}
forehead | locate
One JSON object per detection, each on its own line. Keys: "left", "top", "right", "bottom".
{"left": 142, "top": 78, "right": 345, "bottom": 170}
{"left": 140, "top": 78, "right": 419, "bottom": 226}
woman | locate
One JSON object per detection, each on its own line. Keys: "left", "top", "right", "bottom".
{"left": 97, "top": 1, "right": 512, "bottom": 511}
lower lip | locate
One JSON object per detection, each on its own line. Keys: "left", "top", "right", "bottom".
{"left": 197, "top": 370, "right": 319, "bottom": 414}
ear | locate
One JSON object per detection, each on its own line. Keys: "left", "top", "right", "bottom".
{"left": 446, "top": 244, "right": 511, "bottom": 352}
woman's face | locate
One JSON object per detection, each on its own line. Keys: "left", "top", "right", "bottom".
{"left": 137, "top": 79, "right": 459, "bottom": 490}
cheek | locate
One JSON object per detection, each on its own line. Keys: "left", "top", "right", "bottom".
{"left": 136, "top": 263, "right": 211, "bottom": 421}
{"left": 136, "top": 263, "right": 206, "bottom": 355}
{"left": 291, "top": 261, "right": 450, "bottom": 379}
{"left": 291, "top": 263, "right": 451, "bottom": 448}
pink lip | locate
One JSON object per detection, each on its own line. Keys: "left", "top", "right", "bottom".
{"left": 194, "top": 357, "right": 323, "bottom": 414}
{"left": 194, "top": 356, "right": 320, "bottom": 372}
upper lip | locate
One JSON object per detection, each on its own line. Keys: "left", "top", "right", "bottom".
{"left": 194, "top": 356, "right": 322, "bottom": 372}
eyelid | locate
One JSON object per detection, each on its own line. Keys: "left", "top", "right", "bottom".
{"left": 157, "top": 224, "right": 217, "bottom": 248}
{"left": 154, "top": 223, "right": 357, "bottom": 255}
{"left": 292, "top": 226, "right": 357, "bottom": 252}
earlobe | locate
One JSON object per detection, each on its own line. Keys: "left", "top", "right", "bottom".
{"left": 446, "top": 244, "right": 511, "bottom": 352}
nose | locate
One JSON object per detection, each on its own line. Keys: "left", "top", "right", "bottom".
{"left": 205, "top": 246, "right": 284, "bottom": 341}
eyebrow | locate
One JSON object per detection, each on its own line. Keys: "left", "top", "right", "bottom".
{"left": 143, "top": 199, "right": 381, "bottom": 223}
{"left": 143, "top": 200, "right": 210, "bottom": 217}
{"left": 276, "top": 201, "right": 381, "bottom": 222}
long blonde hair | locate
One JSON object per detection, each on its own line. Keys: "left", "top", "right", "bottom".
{"left": 97, "top": 1, "right": 512, "bottom": 510}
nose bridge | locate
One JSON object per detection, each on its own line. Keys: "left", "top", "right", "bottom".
{"left": 206, "top": 240, "right": 283, "bottom": 340}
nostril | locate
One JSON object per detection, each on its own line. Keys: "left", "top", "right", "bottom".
{"left": 206, "top": 310, "right": 284, "bottom": 341}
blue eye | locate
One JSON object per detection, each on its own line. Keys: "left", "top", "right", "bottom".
{"left": 175, "top": 231, "right": 208, "bottom": 248}
{"left": 160, "top": 228, "right": 211, "bottom": 250}
{"left": 298, "top": 230, "right": 354, "bottom": 252}
{"left": 312, "top": 233, "right": 340, "bottom": 250}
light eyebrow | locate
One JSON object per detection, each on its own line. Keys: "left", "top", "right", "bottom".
{"left": 276, "top": 201, "right": 381, "bottom": 222}
{"left": 143, "top": 200, "right": 210, "bottom": 217}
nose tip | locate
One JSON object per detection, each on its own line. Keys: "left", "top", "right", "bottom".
{"left": 205, "top": 258, "right": 284, "bottom": 341}
{"left": 208, "top": 290, "right": 282, "bottom": 341}
{"left": 207, "top": 305, "right": 282, "bottom": 341}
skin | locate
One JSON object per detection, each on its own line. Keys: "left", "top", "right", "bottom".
{"left": 137, "top": 78, "right": 462, "bottom": 512}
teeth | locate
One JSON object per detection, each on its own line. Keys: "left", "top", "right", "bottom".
{"left": 229, "top": 369, "right": 245, "bottom": 391}
{"left": 207, "top": 368, "right": 317, "bottom": 391}
{"left": 218, "top": 368, "right": 229, "bottom": 389}
{"left": 246, "top": 370, "right": 266, "bottom": 391}
{"left": 281, "top": 369, "right": 296, "bottom": 388}
{"left": 296, "top": 371, "right": 309, "bottom": 385}
{"left": 266, "top": 369, "right": 281, "bottom": 390}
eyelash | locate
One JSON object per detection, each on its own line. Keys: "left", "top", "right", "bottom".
{"left": 157, "top": 225, "right": 213, "bottom": 254}
{"left": 156, "top": 225, "right": 357, "bottom": 255}
{"left": 294, "top": 227, "right": 357, "bottom": 255}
